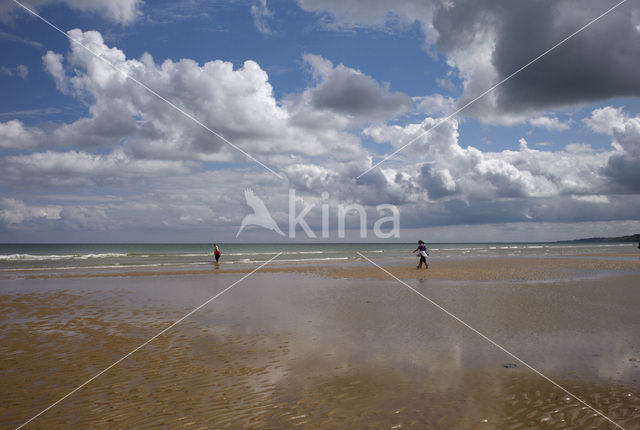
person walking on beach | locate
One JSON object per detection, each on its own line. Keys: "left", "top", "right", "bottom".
{"left": 413, "top": 240, "right": 429, "bottom": 269}
{"left": 213, "top": 243, "right": 221, "bottom": 263}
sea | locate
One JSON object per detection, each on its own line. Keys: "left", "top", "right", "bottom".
{"left": 0, "top": 242, "right": 633, "bottom": 272}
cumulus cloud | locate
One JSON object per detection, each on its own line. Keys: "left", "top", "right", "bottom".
{"left": 528, "top": 116, "right": 570, "bottom": 131}
{"left": 26, "top": 27, "right": 630, "bottom": 233}
{"left": 42, "top": 51, "right": 67, "bottom": 93}
{"left": 301, "top": 53, "right": 412, "bottom": 121}
{"left": 0, "top": 29, "right": 379, "bottom": 234}
{"left": 583, "top": 106, "right": 627, "bottom": 136}
{"left": 365, "top": 117, "right": 616, "bottom": 204}
{"left": 2, "top": 15, "right": 639, "bottom": 238}
{"left": 0, "top": 0, "right": 143, "bottom": 24}
{"left": 419, "top": 163, "right": 457, "bottom": 200}
{"left": 0, "top": 197, "right": 114, "bottom": 232}
{"left": 39, "top": 29, "right": 314, "bottom": 161}
{"left": 283, "top": 163, "right": 338, "bottom": 191}
{"left": 414, "top": 94, "right": 455, "bottom": 116}
{"left": 585, "top": 106, "right": 640, "bottom": 192}
{"left": 35, "top": 30, "right": 386, "bottom": 172}
{"left": 59, "top": 205, "right": 109, "bottom": 230}
{"left": 365, "top": 115, "right": 459, "bottom": 156}
{"left": 298, "top": 0, "right": 640, "bottom": 124}
{"left": 0, "top": 198, "right": 61, "bottom": 226}
{"left": 0, "top": 120, "right": 44, "bottom": 149}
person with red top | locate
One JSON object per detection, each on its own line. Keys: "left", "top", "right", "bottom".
{"left": 213, "top": 243, "right": 221, "bottom": 263}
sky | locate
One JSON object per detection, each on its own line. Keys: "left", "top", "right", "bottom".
{"left": 0, "top": 0, "right": 639, "bottom": 243}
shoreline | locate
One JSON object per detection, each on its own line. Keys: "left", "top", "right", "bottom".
{"left": 2, "top": 251, "right": 638, "bottom": 282}
{"left": 2, "top": 241, "right": 637, "bottom": 274}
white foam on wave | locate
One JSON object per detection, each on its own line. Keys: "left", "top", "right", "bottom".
{"left": 0, "top": 254, "right": 64, "bottom": 261}
{"left": 79, "top": 253, "right": 128, "bottom": 259}
{"left": 0, "top": 253, "right": 127, "bottom": 261}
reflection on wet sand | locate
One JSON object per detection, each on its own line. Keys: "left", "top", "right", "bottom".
{"left": 1, "top": 255, "right": 639, "bottom": 428}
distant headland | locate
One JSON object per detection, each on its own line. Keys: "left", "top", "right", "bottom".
{"left": 557, "top": 233, "right": 640, "bottom": 244}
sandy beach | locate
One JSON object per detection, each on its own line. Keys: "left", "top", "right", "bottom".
{"left": 1, "top": 250, "right": 639, "bottom": 429}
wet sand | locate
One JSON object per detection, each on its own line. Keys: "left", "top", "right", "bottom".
{"left": 1, "top": 253, "right": 639, "bottom": 429}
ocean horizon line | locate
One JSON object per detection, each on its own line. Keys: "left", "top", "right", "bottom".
{"left": 0, "top": 238, "right": 635, "bottom": 246}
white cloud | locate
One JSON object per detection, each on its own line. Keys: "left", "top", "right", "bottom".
{"left": 564, "top": 143, "right": 593, "bottom": 153}
{"left": 585, "top": 106, "right": 640, "bottom": 192}
{"left": 2, "top": 30, "right": 379, "bottom": 233}
{"left": 365, "top": 118, "right": 614, "bottom": 202}
{"left": 42, "top": 51, "right": 68, "bottom": 93}
{"left": 0, "top": 198, "right": 62, "bottom": 226}
{"left": 583, "top": 106, "right": 627, "bottom": 136}
{"left": 283, "top": 163, "right": 338, "bottom": 191}
{"left": 528, "top": 116, "right": 570, "bottom": 131}
{"left": 584, "top": 106, "right": 640, "bottom": 157}
{"left": 59, "top": 205, "right": 109, "bottom": 230}
{"left": 0, "top": 64, "right": 28, "bottom": 79}
{"left": 1, "top": 0, "right": 142, "bottom": 24}
{"left": 0, "top": 120, "right": 44, "bottom": 149}
{"left": 0, "top": 197, "right": 113, "bottom": 231}
{"left": 365, "top": 116, "right": 459, "bottom": 155}
{"left": 414, "top": 94, "right": 455, "bottom": 116}
{"left": 0, "top": 149, "right": 198, "bottom": 186}
{"left": 0, "top": 29, "right": 389, "bottom": 223}
{"left": 572, "top": 195, "right": 610, "bottom": 204}
{"left": 250, "top": 0, "right": 274, "bottom": 35}
{"left": 37, "top": 31, "right": 390, "bottom": 172}
{"left": 40, "top": 29, "right": 311, "bottom": 161}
